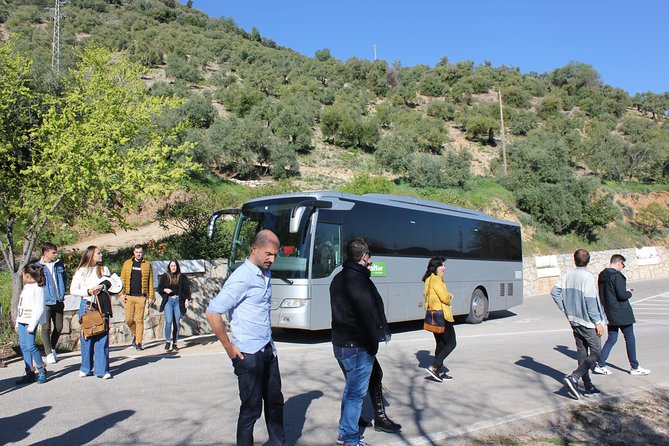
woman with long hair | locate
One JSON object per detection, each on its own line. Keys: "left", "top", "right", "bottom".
{"left": 158, "top": 260, "right": 192, "bottom": 351}
{"left": 422, "top": 256, "right": 457, "bottom": 382}
{"left": 15, "top": 264, "right": 48, "bottom": 384}
{"left": 70, "top": 246, "right": 113, "bottom": 379}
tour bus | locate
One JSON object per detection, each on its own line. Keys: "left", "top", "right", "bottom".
{"left": 209, "top": 191, "right": 523, "bottom": 330}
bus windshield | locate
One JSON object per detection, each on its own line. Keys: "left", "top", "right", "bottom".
{"left": 230, "top": 198, "right": 312, "bottom": 279}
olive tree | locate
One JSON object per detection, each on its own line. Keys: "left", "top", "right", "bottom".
{"left": 0, "top": 43, "right": 197, "bottom": 322}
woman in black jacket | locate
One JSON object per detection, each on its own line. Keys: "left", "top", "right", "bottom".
{"left": 158, "top": 260, "right": 192, "bottom": 351}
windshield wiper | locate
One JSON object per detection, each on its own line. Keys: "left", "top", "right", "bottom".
{"left": 271, "top": 272, "right": 294, "bottom": 285}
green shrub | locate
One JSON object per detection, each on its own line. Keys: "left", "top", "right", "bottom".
{"left": 407, "top": 154, "right": 446, "bottom": 188}
{"left": 340, "top": 173, "right": 394, "bottom": 195}
{"left": 374, "top": 133, "right": 414, "bottom": 174}
{"left": 633, "top": 203, "right": 669, "bottom": 237}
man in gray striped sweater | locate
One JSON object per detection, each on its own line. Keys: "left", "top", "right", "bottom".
{"left": 551, "top": 248, "right": 607, "bottom": 400}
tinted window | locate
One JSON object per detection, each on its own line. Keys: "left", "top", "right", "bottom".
{"left": 340, "top": 200, "right": 521, "bottom": 261}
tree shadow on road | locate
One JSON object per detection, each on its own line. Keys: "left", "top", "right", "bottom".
{"left": 283, "top": 390, "right": 324, "bottom": 446}
{"left": 0, "top": 406, "right": 50, "bottom": 444}
{"left": 28, "top": 409, "right": 134, "bottom": 446}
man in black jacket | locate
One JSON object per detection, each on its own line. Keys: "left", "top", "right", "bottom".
{"left": 594, "top": 254, "right": 651, "bottom": 376}
{"left": 330, "top": 237, "right": 392, "bottom": 446}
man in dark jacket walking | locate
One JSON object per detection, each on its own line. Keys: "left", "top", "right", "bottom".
{"left": 330, "top": 237, "right": 392, "bottom": 446}
{"left": 594, "top": 254, "right": 651, "bottom": 376}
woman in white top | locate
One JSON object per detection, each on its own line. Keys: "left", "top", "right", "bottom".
{"left": 70, "top": 246, "right": 112, "bottom": 379}
{"left": 15, "top": 264, "right": 48, "bottom": 384}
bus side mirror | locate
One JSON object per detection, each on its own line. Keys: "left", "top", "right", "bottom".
{"left": 289, "top": 200, "right": 332, "bottom": 234}
{"left": 289, "top": 206, "right": 306, "bottom": 234}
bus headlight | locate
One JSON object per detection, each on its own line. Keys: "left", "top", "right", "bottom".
{"left": 279, "top": 299, "right": 308, "bottom": 308}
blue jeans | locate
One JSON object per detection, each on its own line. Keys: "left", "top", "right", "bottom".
{"left": 598, "top": 324, "right": 638, "bottom": 369}
{"left": 164, "top": 297, "right": 182, "bottom": 343}
{"left": 232, "top": 345, "right": 285, "bottom": 446}
{"left": 18, "top": 323, "right": 44, "bottom": 371}
{"left": 334, "top": 346, "right": 375, "bottom": 445}
{"left": 79, "top": 300, "right": 109, "bottom": 376}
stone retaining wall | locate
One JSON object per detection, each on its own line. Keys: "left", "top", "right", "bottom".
{"left": 57, "top": 259, "right": 227, "bottom": 351}
{"left": 55, "top": 246, "right": 668, "bottom": 349}
{"left": 523, "top": 246, "right": 669, "bottom": 296}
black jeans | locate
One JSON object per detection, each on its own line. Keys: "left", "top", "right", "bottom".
{"left": 40, "top": 301, "right": 64, "bottom": 353}
{"left": 571, "top": 325, "right": 601, "bottom": 384}
{"left": 232, "top": 345, "right": 285, "bottom": 446}
{"left": 432, "top": 321, "right": 457, "bottom": 369}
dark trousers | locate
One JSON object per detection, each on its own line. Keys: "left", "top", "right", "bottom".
{"left": 599, "top": 324, "right": 639, "bottom": 369}
{"left": 571, "top": 325, "right": 601, "bottom": 384}
{"left": 369, "top": 357, "right": 382, "bottom": 390}
{"left": 41, "top": 301, "right": 64, "bottom": 353}
{"left": 232, "top": 345, "right": 285, "bottom": 446}
{"left": 432, "top": 321, "right": 457, "bottom": 369}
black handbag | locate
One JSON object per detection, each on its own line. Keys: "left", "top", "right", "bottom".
{"left": 424, "top": 309, "right": 446, "bottom": 333}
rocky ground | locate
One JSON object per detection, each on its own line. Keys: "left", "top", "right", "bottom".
{"left": 463, "top": 391, "right": 669, "bottom": 446}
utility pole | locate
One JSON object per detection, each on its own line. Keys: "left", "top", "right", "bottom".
{"left": 373, "top": 44, "right": 377, "bottom": 61}
{"left": 51, "top": 0, "right": 65, "bottom": 73}
{"left": 498, "top": 88, "right": 507, "bottom": 174}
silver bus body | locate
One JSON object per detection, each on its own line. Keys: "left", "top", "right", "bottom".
{"left": 215, "top": 191, "right": 523, "bottom": 330}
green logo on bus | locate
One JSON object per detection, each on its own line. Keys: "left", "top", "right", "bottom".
{"left": 370, "top": 262, "right": 386, "bottom": 277}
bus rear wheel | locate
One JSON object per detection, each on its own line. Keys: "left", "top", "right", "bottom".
{"left": 466, "top": 289, "right": 488, "bottom": 324}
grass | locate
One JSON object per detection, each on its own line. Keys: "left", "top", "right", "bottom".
{"left": 604, "top": 181, "right": 669, "bottom": 194}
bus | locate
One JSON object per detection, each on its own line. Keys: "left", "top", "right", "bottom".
{"left": 209, "top": 191, "right": 523, "bottom": 330}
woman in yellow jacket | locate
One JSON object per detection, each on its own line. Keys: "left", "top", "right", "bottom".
{"left": 422, "top": 256, "right": 457, "bottom": 382}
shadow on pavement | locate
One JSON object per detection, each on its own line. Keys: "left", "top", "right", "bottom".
{"left": 284, "top": 390, "right": 324, "bottom": 445}
{"left": 0, "top": 406, "right": 50, "bottom": 444}
{"left": 515, "top": 355, "right": 565, "bottom": 382}
{"left": 414, "top": 349, "right": 433, "bottom": 369}
{"left": 109, "top": 353, "right": 180, "bottom": 376}
{"left": 554, "top": 344, "right": 578, "bottom": 360}
{"left": 28, "top": 409, "right": 135, "bottom": 446}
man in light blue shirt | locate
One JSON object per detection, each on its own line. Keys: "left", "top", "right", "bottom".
{"left": 206, "top": 229, "right": 286, "bottom": 446}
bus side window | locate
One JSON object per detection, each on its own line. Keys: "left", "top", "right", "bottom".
{"left": 313, "top": 223, "right": 341, "bottom": 278}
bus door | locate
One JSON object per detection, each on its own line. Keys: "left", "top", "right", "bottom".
{"left": 308, "top": 215, "right": 343, "bottom": 330}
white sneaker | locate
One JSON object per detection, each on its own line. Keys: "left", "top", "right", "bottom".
{"left": 45, "top": 353, "right": 56, "bottom": 364}
{"left": 630, "top": 366, "right": 651, "bottom": 376}
{"left": 79, "top": 371, "right": 88, "bottom": 378}
{"left": 593, "top": 365, "right": 612, "bottom": 375}
{"left": 101, "top": 372, "right": 113, "bottom": 380}
{"left": 51, "top": 349, "right": 58, "bottom": 362}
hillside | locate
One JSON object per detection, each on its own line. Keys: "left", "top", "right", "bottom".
{"left": 1, "top": 0, "right": 669, "bottom": 255}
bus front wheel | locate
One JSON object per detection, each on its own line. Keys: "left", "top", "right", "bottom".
{"left": 466, "top": 289, "right": 488, "bottom": 324}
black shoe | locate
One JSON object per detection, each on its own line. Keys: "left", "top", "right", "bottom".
{"left": 171, "top": 343, "right": 179, "bottom": 352}
{"left": 131, "top": 337, "right": 136, "bottom": 348}
{"left": 583, "top": 383, "right": 602, "bottom": 398}
{"left": 439, "top": 371, "right": 453, "bottom": 380}
{"left": 164, "top": 342, "right": 171, "bottom": 351}
{"left": 374, "top": 415, "right": 402, "bottom": 433}
{"left": 562, "top": 374, "right": 581, "bottom": 400}
{"left": 135, "top": 343, "right": 143, "bottom": 351}
{"left": 16, "top": 372, "right": 36, "bottom": 385}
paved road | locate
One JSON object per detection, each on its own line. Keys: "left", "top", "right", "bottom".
{"left": 1, "top": 279, "right": 668, "bottom": 445}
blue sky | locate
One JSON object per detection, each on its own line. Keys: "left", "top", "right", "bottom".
{"left": 186, "top": 1, "right": 668, "bottom": 95}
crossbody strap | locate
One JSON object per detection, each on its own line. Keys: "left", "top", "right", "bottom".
{"left": 87, "top": 295, "right": 103, "bottom": 315}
